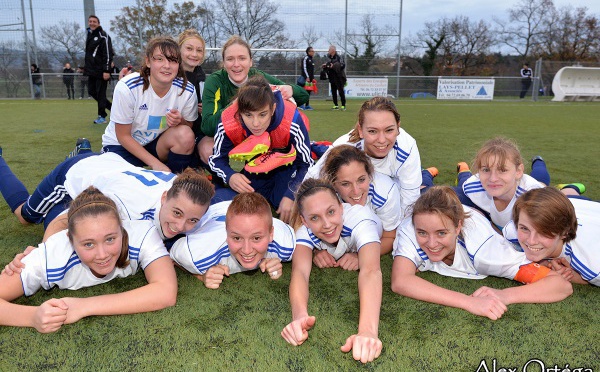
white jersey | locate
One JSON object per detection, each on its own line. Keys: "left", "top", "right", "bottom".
{"left": 503, "top": 197, "right": 600, "bottom": 286}
{"left": 65, "top": 157, "right": 176, "bottom": 238}
{"left": 170, "top": 211, "right": 296, "bottom": 275}
{"left": 295, "top": 203, "right": 383, "bottom": 259}
{"left": 20, "top": 220, "right": 167, "bottom": 296}
{"left": 462, "top": 174, "right": 543, "bottom": 228}
{"left": 329, "top": 128, "right": 421, "bottom": 217}
{"left": 393, "top": 205, "right": 530, "bottom": 280}
{"left": 102, "top": 72, "right": 198, "bottom": 147}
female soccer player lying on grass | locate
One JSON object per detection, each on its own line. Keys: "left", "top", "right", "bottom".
{"left": 169, "top": 193, "right": 295, "bottom": 289}
{"left": 0, "top": 187, "right": 177, "bottom": 333}
{"left": 457, "top": 137, "right": 550, "bottom": 230}
{"left": 101, "top": 36, "right": 198, "bottom": 173}
{"left": 503, "top": 187, "right": 600, "bottom": 286}
{"left": 391, "top": 186, "right": 572, "bottom": 320}
{"left": 307, "top": 96, "right": 422, "bottom": 218}
{"left": 318, "top": 144, "right": 401, "bottom": 256}
{"left": 0, "top": 151, "right": 213, "bottom": 241}
{"left": 281, "top": 178, "right": 383, "bottom": 364}
{"left": 209, "top": 75, "right": 313, "bottom": 223}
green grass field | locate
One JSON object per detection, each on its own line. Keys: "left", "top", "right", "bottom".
{"left": 0, "top": 98, "right": 599, "bottom": 371}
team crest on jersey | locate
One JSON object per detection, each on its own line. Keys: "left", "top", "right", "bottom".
{"left": 139, "top": 103, "right": 148, "bottom": 111}
{"left": 147, "top": 115, "right": 167, "bottom": 130}
{"left": 140, "top": 209, "right": 155, "bottom": 221}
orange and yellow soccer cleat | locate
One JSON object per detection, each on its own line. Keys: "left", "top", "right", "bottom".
{"left": 228, "top": 131, "right": 271, "bottom": 161}
{"left": 244, "top": 145, "right": 297, "bottom": 174}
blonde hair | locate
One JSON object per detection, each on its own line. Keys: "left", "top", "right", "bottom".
{"left": 222, "top": 35, "right": 252, "bottom": 61}
{"left": 178, "top": 29, "right": 206, "bottom": 64}
{"left": 472, "top": 137, "right": 523, "bottom": 173}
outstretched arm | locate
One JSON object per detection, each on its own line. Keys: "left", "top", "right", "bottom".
{"left": 340, "top": 242, "right": 383, "bottom": 364}
{"left": 281, "top": 244, "right": 315, "bottom": 346}
{"left": 59, "top": 256, "right": 177, "bottom": 324}
{"left": 391, "top": 256, "right": 507, "bottom": 320}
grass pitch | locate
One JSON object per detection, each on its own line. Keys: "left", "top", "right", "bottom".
{"left": 0, "top": 98, "right": 598, "bottom": 371}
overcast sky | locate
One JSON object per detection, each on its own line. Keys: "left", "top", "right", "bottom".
{"left": 2, "top": 0, "right": 599, "bottom": 52}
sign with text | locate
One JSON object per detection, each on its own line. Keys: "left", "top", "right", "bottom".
{"left": 332, "top": 78, "right": 388, "bottom": 98}
{"left": 437, "top": 78, "right": 495, "bottom": 100}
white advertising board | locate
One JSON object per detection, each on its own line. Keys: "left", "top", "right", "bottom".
{"left": 330, "top": 78, "right": 388, "bottom": 98}
{"left": 437, "top": 78, "right": 495, "bottom": 100}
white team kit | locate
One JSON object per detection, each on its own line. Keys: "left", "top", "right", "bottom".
{"left": 64, "top": 153, "right": 176, "bottom": 238}
{"left": 295, "top": 203, "right": 383, "bottom": 260}
{"left": 330, "top": 129, "right": 422, "bottom": 217}
{"left": 102, "top": 72, "right": 198, "bottom": 147}
{"left": 170, "top": 201, "right": 296, "bottom": 275}
{"left": 20, "top": 220, "right": 168, "bottom": 296}
{"left": 503, "top": 197, "right": 600, "bottom": 286}
{"left": 393, "top": 205, "right": 530, "bottom": 280}
{"left": 462, "top": 174, "right": 543, "bottom": 228}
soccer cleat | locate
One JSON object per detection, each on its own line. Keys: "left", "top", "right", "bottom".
{"left": 66, "top": 138, "right": 92, "bottom": 159}
{"left": 93, "top": 116, "right": 106, "bottom": 124}
{"left": 426, "top": 167, "right": 439, "bottom": 178}
{"left": 304, "top": 105, "right": 314, "bottom": 111}
{"left": 341, "top": 106, "right": 346, "bottom": 111}
{"left": 557, "top": 183, "right": 586, "bottom": 195}
{"left": 244, "top": 145, "right": 297, "bottom": 174}
{"left": 332, "top": 105, "right": 339, "bottom": 110}
{"left": 228, "top": 132, "right": 271, "bottom": 161}
{"left": 456, "top": 162, "right": 470, "bottom": 174}
{"left": 531, "top": 155, "right": 544, "bottom": 165}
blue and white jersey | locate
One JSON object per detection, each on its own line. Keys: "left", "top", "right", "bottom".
{"left": 367, "top": 171, "right": 402, "bottom": 231}
{"left": 503, "top": 197, "right": 600, "bottom": 286}
{"left": 462, "top": 173, "right": 543, "bottom": 229}
{"left": 393, "top": 205, "right": 529, "bottom": 280}
{"left": 170, "top": 210, "right": 296, "bottom": 276}
{"left": 64, "top": 156, "right": 176, "bottom": 238}
{"left": 20, "top": 220, "right": 167, "bottom": 296}
{"left": 102, "top": 72, "right": 198, "bottom": 147}
{"left": 295, "top": 203, "right": 383, "bottom": 260}
{"left": 331, "top": 128, "right": 421, "bottom": 217}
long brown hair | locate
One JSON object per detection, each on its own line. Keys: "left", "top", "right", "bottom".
{"left": 348, "top": 96, "right": 401, "bottom": 143}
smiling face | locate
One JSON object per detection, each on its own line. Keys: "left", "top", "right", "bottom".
{"left": 413, "top": 212, "right": 462, "bottom": 266}
{"left": 70, "top": 213, "right": 123, "bottom": 278}
{"left": 240, "top": 103, "right": 275, "bottom": 136}
{"left": 477, "top": 156, "right": 524, "bottom": 202}
{"left": 300, "top": 190, "right": 344, "bottom": 245}
{"left": 180, "top": 37, "right": 204, "bottom": 72}
{"left": 88, "top": 16, "right": 99, "bottom": 31}
{"left": 357, "top": 110, "right": 400, "bottom": 159}
{"left": 516, "top": 211, "right": 564, "bottom": 262}
{"left": 159, "top": 192, "right": 208, "bottom": 238}
{"left": 223, "top": 43, "right": 252, "bottom": 85}
{"left": 332, "top": 161, "right": 370, "bottom": 206}
{"left": 227, "top": 213, "right": 273, "bottom": 269}
{"left": 146, "top": 47, "right": 180, "bottom": 89}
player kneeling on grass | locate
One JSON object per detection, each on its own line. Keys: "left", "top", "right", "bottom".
{"left": 391, "top": 186, "right": 572, "bottom": 320}
{"left": 281, "top": 178, "right": 383, "bottom": 364}
{"left": 169, "top": 192, "right": 295, "bottom": 289}
{"left": 503, "top": 187, "right": 600, "bottom": 286}
{"left": 208, "top": 75, "right": 313, "bottom": 224}
{"left": 0, "top": 187, "right": 177, "bottom": 333}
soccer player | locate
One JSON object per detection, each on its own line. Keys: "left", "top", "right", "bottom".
{"left": 281, "top": 178, "right": 383, "bottom": 364}
{"left": 170, "top": 193, "right": 295, "bottom": 289}
{"left": 0, "top": 152, "right": 213, "bottom": 241}
{"left": 0, "top": 187, "right": 177, "bottom": 333}
{"left": 101, "top": 36, "right": 198, "bottom": 173}
{"left": 209, "top": 75, "right": 313, "bottom": 223}
{"left": 309, "top": 96, "right": 422, "bottom": 219}
{"left": 458, "top": 137, "right": 549, "bottom": 230}
{"left": 504, "top": 187, "right": 600, "bottom": 286}
{"left": 391, "top": 186, "right": 573, "bottom": 320}
{"left": 318, "top": 144, "right": 401, "bottom": 255}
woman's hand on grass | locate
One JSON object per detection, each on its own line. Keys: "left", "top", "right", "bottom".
{"left": 281, "top": 315, "right": 316, "bottom": 346}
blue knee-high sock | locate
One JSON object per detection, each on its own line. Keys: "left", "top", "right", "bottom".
{"left": 167, "top": 152, "right": 195, "bottom": 174}
{"left": 420, "top": 169, "right": 434, "bottom": 194}
{"left": 530, "top": 158, "right": 550, "bottom": 185}
{"left": 0, "top": 157, "right": 30, "bottom": 212}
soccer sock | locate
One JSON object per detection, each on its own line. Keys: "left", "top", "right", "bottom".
{"left": 420, "top": 169, "right": 435, "bottom": 192}
{"left": 167, "top": 151, "right": 195, "bottom": 174}
{"left": 0, "top": 157, "right": 30, "bottom": 212}
{"left": 530, "top": 158, "right": 550, "bottom": 185}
